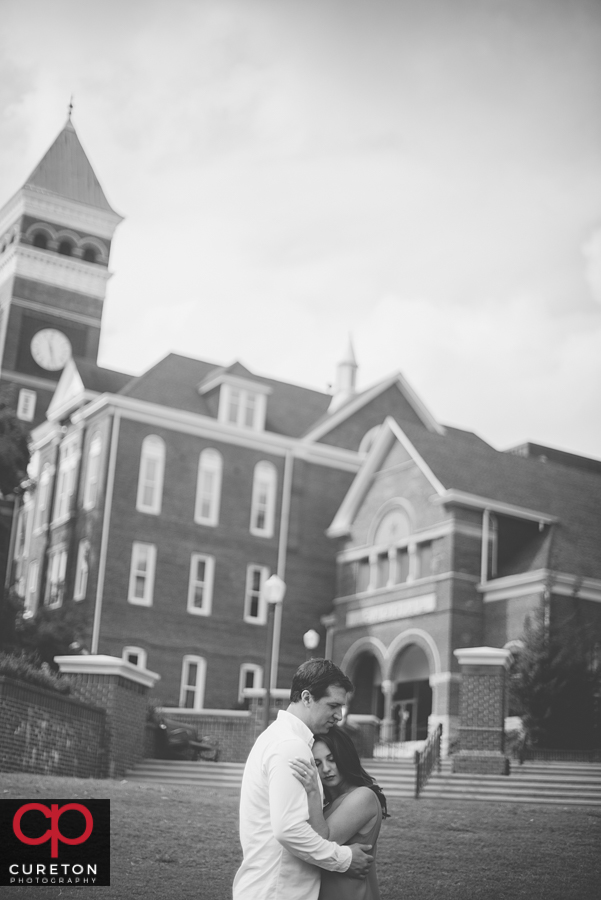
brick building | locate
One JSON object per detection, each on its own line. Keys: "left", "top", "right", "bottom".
{"left": 325, "top": 417, "right": 601, "bottom": 746}
{"left": 5, "top": 120, "right": 601, "bottom": 745}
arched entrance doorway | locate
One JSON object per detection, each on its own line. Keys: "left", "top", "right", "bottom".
{"left": 390, "top": 644, "right": 432, "bottom": 742}
{"left": 348, "top": 652, "right": 384, "bottom": 719}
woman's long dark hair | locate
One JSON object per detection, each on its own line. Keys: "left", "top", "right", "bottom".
{"left": 314, "top": 727, "right": 389, "bottom": 818}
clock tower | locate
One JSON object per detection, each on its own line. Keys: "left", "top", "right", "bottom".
{"left": 0, "top": 115, "right": 122, "bottom": 426}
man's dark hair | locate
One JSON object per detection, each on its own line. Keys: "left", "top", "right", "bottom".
{"left": 290, "top": 658, "right": 353, "bottom": 703}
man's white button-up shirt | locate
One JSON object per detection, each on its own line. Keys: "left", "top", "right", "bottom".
{"left": 233, "top": 710, "right": 352, "bottom": 900}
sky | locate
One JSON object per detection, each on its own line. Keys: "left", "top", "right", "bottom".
{"left": 1, "top": 0, "right": 600, "bottom": 459}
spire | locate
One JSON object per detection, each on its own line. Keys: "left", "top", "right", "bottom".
{"left": 23, "top": 118, "right": 116, "bottom": 213}
{"left": 328, "top": 335, "right": 359, "bottom": 412}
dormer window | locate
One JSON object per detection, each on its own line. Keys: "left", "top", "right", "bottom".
{"left": 199, "top": 370, "right": 272, "bottom": 432}
{"left": 224, "top": 386, "right": 258, "bottom": 428}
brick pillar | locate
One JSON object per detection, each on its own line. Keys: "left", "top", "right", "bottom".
{"left": 55, "top": 655, "right": 160, "bottom": 778}
{"left": 248, "top": 688, "right": 290, "bottom": 744}
{"left": 452, "top": 646, "right": 511, "bottom": 776}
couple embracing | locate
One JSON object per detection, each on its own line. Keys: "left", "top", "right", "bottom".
{"left": 233, "top": 659, "right": 388, "bottom": 900}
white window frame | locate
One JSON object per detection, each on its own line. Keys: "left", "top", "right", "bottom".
{"left": 24, "top": 560, "right": 39, "bottom": 615}
{"left": 249, "top": 461, "right": 277, "bottom": 537}
{"left": 74, "top": 539, "right": 90, "bottom": 601}
{"left": 244, "top": 564, "right": 270, "bottom": 624}
{"left": 83, "top": 433, "right": 102, "bottom": 510}
{"left": 218, "top": 383, "right": 267, "bottom": 431}
{"left": 17, "top": 389, "right": 36, "bottom": 422}
{"left": 179, "top": 655, "right": 207, "bottom": 710}
{"left": 53, "top": 437, "right": 80, "bottom": 524}
{"left": 194, "top": 449, "right": 222, "bottom": 526}
{"left": 33, "top": 465, "right": 52, "bottom": 533}
{"left": 136, "top": 435, "right": 165, "bottom": 515}
{"left": 187, "top": 553, "right": 215, "bottom": 616}
{"left": 238, "top": 663, "right": 263, "bottom": 703}
{"left": 123, "top": 646, "right": 147, "bottom": 668}
{"left": 128, "top": 542, "right": 157, "bottom": 606}
{"left": 45, "top": 547, "right": 67, "bottom": 609}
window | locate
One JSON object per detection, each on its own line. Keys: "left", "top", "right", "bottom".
{"left": 244, "top": 564, "right": 270, "bottom": 624}
{"left": 394, "top": 548, "right": 410, "bottom": 584}
{"left": 34, "top": 465, "right": 51, "bottom": 532}
{"left": 17, "top": 389, "right": 36, "bottom": 422}
{"left": 194, "top": 449, "right": 222, "bottom": 526}
{"left": 250, "top": 461, "right": 277, "bottom": 537}
{"left": 24, "top": 561, "right": 39, "bottom": 614}
{"left": 179, "top": 655, "right": 206, "bottom": 710}
{"left": 417, "top": 542, "right": 433, "bottom": 578}
{"left": 128, "top": 542, "right": 156, "bottom": 606}
{"left": 218, "top": 384, "right": 267, "bottom": 431}
{"left": 136, "top": 435, "right": 165, "bottom": 515}
{"left": 356, "top": 559, "right": 370, "bottom": 593}
{"left": 33, "top": 232, "right": 48, "bottom": 250}
{"left": 83, "top": 434, "right": 102, "bottom": 509}
{"left": 187, "top": 553, "right": 215, "bottom": 616}
{"left": 45, "top": 548, "right": 67, "bottom": 609}
{"left": 58, "top": 240, "right": 73, "bottom": 256}
{"left": 53, "top": 438, "right": 80, "bottom": 523}
{"left": 238, "top": 664, "right": 263, "bottom": 705}
{"left": 74, "top": 540, "right": 90, "bottom": 600}
{"left": 82, "top": 247, "right": 97, "bottom": 263}
{"left": 123, "top": 646, "right": 147, "bottom": 668}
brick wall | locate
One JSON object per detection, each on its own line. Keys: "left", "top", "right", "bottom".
{"left": 458, "top": 666, "right": 506, "bottom": 752}
{"left": 67, "top": 672, "right": 148, "bottom": 778}
{"left": 154, "top": 710, "right": 255, "bottom": 763}
{"left": 0, "top": 677, "right": 106, "bottom": 777}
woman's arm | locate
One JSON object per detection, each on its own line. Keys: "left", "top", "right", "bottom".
{"left": 289, "top": 757, "right": 329, "bottom": 838}
{"left": 289, "top": 761, "right": 379, "bottom": 845}
{"left": 323, "top": 788, "right": 379, "bottom": 845}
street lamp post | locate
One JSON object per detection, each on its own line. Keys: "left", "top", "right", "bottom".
{"left": 262, "top": 574, "right": 286, "bottom": 732}
{"left": 303, "top": 629, "right": 320, "bottom": 660}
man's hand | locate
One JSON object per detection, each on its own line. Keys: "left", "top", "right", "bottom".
{"left": 346, "top": 843, "right": 373, "bottom": 879}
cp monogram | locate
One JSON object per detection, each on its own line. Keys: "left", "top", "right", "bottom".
{"left": 13, "top": 803, "right": 94, "bottom": 858}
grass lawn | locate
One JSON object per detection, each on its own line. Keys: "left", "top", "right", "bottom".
{"left": 1, "top": 773, "right": 600, "bottom": 899}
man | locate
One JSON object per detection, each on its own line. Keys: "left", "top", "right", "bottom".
{"left": 233, "top": 659, "right": 374, "bottom": 899}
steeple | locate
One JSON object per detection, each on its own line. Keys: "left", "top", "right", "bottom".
{"left": 23, "top": 118, "right": 116, "bottom": 213}
{"left": 329, "top": 336, "right": 358, "bottom": 412}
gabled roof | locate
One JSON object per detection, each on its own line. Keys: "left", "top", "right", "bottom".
{"left": 119, "top": 353, "right": 332, "bottom": 437}
{"left": 328, "top": 417, "right": 601, "bottom": 580}
{"left": 47, "top": 357, "right": 132, "bottom": 420}
{"left": 302, "top": 372, "right": 444, "bottom": 442}
{"left": 24, "top": 120, "right": 117, "bottom": 213}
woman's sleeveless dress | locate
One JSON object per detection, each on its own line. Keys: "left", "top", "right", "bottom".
{"left": 318, "top": 789, "right": 382, "bottom": 900}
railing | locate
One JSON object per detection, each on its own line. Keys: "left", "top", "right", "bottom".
{"left": 414, "top": 724, "right": 443, "bottom": 798}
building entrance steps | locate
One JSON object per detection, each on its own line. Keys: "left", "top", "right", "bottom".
{"left": 124, "top": 758, "right": 601, "bottom": 806}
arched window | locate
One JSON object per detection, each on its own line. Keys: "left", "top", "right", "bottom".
{"left": 33, "top": 232, "right": 48, "bottom": 250}
{"left": 180, "top": 655, "right": 207, "bottom": 710}
{"left": 58, "top": 240, "right": 73, "bottom": 256}
{"left": 136, "top": 435, "right": 165, "bottom": 515}
{"left": 34, "top": 464, "right": 51, "bottom": 532}
{"left": 82, "top": 246, "right": 98, "bottom": 264}
{"left": 194, "top": 449, "right": 222, "bottom": 526}
{"left": 83, "top": 433, "right": 102, "bottom": 510}
{"left": 74, "top": 540, "right": 90, "bottom": 600}
{"left": 250, "top": 461, "right": 277, "bottom": 537}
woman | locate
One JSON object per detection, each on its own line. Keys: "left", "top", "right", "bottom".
{"left": 290, "top": 727, "right": 388, "bottom": 900}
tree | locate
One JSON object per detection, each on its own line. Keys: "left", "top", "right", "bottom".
{"left": 509, "top": 602, "right": 601, "bottom": 750}
{"left": 0, "top": 397, "right": 30, "bottom": 496}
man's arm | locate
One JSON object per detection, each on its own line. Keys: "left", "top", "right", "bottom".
{"left": 266, "top": 741, "right": 353, "bottom": 872}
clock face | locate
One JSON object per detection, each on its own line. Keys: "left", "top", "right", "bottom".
{"left": 30, "top": 329, "right": 72, "bottom": 371}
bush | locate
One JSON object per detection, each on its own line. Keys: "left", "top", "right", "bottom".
{"left": 0, "top": 651, "right": 71, "bottom": 694}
